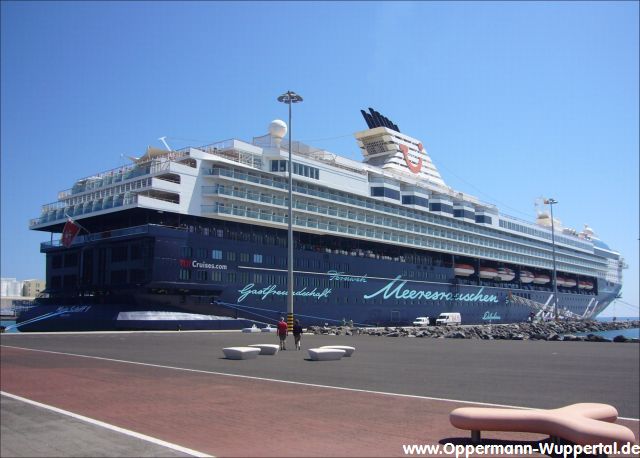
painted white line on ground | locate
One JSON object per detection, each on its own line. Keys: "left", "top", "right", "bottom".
{"left": 0, "top": 390, "right": 214, "bottom": 458}
{"left": 3, "top": 344, "right": 638, "bottom": 422}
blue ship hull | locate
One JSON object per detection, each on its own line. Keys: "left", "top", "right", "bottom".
{"left": 19, "top": 223, "right": 620, "bottom": 332}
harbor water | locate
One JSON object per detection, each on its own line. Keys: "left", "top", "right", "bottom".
{"left": 1, "top": 320, "right": 19, "bottom": 333}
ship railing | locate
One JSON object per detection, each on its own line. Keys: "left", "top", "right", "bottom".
{"left": 205, "top": 167, "right": 288, "bottom": 190}
{"left": 500, "top": 213, "right": 593, "bottom": 251}
{"left": 199, "top": 185, "right": 600, "bottom": 276}
{"left": 199, "top": 201, "right": 601, "bottom": 279}
{"left": 55, "top": 149, "right": 192, "bottom": 199}
{"left": 30, "top": 193, "right": 140, "bottom": 227}
{"left": 206, "top": 166, "right": 609, "bottom": 269}
{"left": 39, "top": 223, "right": 185, "bottom": 249}
{"left": 193, "top": 139, "right": 263, "bottom": 169}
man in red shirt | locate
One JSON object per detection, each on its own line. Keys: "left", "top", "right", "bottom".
{"left": 277, "top": 317, "right": 288, "bottom": 350}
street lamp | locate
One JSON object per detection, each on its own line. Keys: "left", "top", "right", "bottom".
{"left": 277, "top": 91, "right": 303, "bottom": 331}
{"left": 545, "top": 198, "right": 559, "bottom": 320}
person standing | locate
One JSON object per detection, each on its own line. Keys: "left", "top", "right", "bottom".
{"left": 277, "top": 317, "right": 288, "bottom": 350}
{"left": 293, "top": 319, "right": 303, "bottom": 350}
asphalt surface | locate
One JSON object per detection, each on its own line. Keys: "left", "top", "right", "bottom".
{"left": 1, "top": 331, "right": 639, "bottom": 456}
{"left": 3, "top": 331, "right": 639, "bottom": 415}
{"left": 1, "top": 395, "right": 190, "bottom": 457}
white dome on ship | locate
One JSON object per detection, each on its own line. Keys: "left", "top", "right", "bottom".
{"left": 582, "top": 224, "right": 594, "bottom": 236}
{"left": 269, "top": 119, "right": 287, "bottom": 140}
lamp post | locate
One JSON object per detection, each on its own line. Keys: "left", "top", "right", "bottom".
{"left": 277, "top": 91, "right": 303, "bottom": 331}
{"left": 546, "top": 198, "right": 559, "bottom": 320}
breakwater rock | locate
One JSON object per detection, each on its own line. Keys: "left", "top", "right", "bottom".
{"left": 307, "top": 320, "right": 640, "bottom": 342}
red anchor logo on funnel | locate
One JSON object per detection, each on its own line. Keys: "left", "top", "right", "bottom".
{"left": 399, "top": 143, "right": 424, "bottom": 174}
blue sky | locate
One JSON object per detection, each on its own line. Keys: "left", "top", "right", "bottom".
{"left": 1, "top": 1, "right": 638, "bottom": 317}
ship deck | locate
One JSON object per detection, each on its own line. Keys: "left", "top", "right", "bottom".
{"left": 1, "top": 332, "right": 638, "bottom": 457}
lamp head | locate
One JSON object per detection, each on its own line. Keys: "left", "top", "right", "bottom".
{"left": 277, "top": 91, "right": 303, "bottom": 104}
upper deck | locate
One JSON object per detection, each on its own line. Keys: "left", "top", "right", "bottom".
{"left": 29, "top": 113, "right": 625, "bottom": 284}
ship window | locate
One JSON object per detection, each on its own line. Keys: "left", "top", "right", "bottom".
{"left": 371, "top": 187, "right": 399, "bottom": 200}
{"left": 227, "top": 272, "right": 236, "bottom": 283}
{"left": 271, "top": 161, "right": 279, "bottom": 172}
{"left": 131, "top": 244, "right": 142, "bottom": 260}
{"left": 212, "top": 249, "right": 223, "bottom": 260}
{"left": 179, "top": 269, "right": 191, "bottom": 280}
{"left": 212, "top": 271, "right": 222, "bottom": 282}
{"left": 240, "top": 253, "right": 250, "bottom": 262}
{"left": 110, "top": 270, "right": 127, "bottom": 284}
{"left": 240, "top": 272, "right": 249, "bottom": 284}
{"left": 476, "top": 215, "right": 492, "bottom": 224}
{"left": 279, "top": 160, "right": 287, "bottom": 172}
{"left": 429, "top": 203, "right": 453, "bottom": 214}
{"left": 253, "top": 273, "right": 262, "bottom": 283}
{"left": 226, "top": 251, "right": 236, "bottom": 261}
{"left": 454, "top": 209, "right": 475, "bottom": 219}
{"left": 181, "top": 246, "right": 192, "bottom": 257}
{"left": 64, "top": 253, "right": 78, "bottom": 267}
{"left": 51, "top": 255, "right": 63, "bottom": 269}
{"left": 253, "top": 254, "right": 263, "bottom": 264}
{"left": 130, "top": 269, "right": 145, "bottom": 283}
{"left": 50, "top": 276, "right": 62, "bottom": 289}
{"left": 111, "top": 246, "right": 128, "bottom": 262}
{"left": 59, "top": 275, "right": 73, "bottom": 289}
{"left": 401, "top": 195, "right": 428, "bottom": 207}
{"left": 196, "top": 271, "right": 207, "bottom": 281}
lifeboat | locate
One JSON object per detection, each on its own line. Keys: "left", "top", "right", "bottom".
{"left": 564, "top": 278, "right": 577, "bottom": 288}
{"left": 496, "top": 268, "right": 515, "bottom": 281}
{"left": 533, "top": 274, "right": 550, "bottom": 285}
{"left": 519, "top": 270, "right": 535, "bottom": 284}
{"left": 556, "top": 277, "right": 567, "bottom": 287}
{"left": 454, "top": 264, "right": 475, "bottom": 277}
{"left": 578, "top": 281, "right": 593, "bottom": 290}
{"left": 479, "top": 267, "right": 499, "bottom": 279}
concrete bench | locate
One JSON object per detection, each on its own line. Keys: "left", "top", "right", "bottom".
{"left": 222, "top": 347, "right": 261, "bottom": 360}
{"left": 248, "top": 344, "right": 279, "bottom": 355}
{"left": 308, "top": 348, "right": 346, "bottom": 361}
{"left": 450, "top": 403, "right": 636, "bottom": 446}
{"left": 320, "top": 345, "right": 355, "bottom": 357}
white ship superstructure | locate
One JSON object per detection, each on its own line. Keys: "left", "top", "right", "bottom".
{"left": 26, "top": 107, "right": 625, "bottom": 330}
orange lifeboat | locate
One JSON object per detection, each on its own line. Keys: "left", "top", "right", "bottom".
{"left": 578, "top": 281, "right": 593, "bottom": 290}
{"left": 454, "top": 264, "right": 475, "bottom": 277}
{"left": 533, "top": 274, "right": 550, "bottom": 285}
{"left": 519, "top": 270, "right": 535, "bottom": 284}
{"left": 496, "top": 268, "right": 515, "bottom": 281}
{"left": 479, "top": 267, "right": 499, "bottom": 279}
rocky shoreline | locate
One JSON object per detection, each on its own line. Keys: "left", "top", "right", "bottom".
{"left": 308, "top": 320, "right": 640, "bottom": 342}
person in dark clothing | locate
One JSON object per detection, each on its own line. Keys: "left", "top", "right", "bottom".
{"left": 293, "top": 319, "right": 303, "bottom": 350}
{"left": 277, "top": 317, "right": 288, "bottom": 350}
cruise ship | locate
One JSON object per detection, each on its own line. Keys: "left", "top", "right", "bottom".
{"left": 21, "top": 108, "right": 626, "bottom": 331}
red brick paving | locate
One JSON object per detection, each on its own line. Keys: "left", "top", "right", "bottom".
{"left": 1, "top": 347, "right": 637, "bottom": 457}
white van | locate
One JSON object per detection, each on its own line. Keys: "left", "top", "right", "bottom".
{"left": 435, "top": 312, "right": 461, "bottom": 326}
{"left": 412, "top": 316, "right": 430, "bottom": 327}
